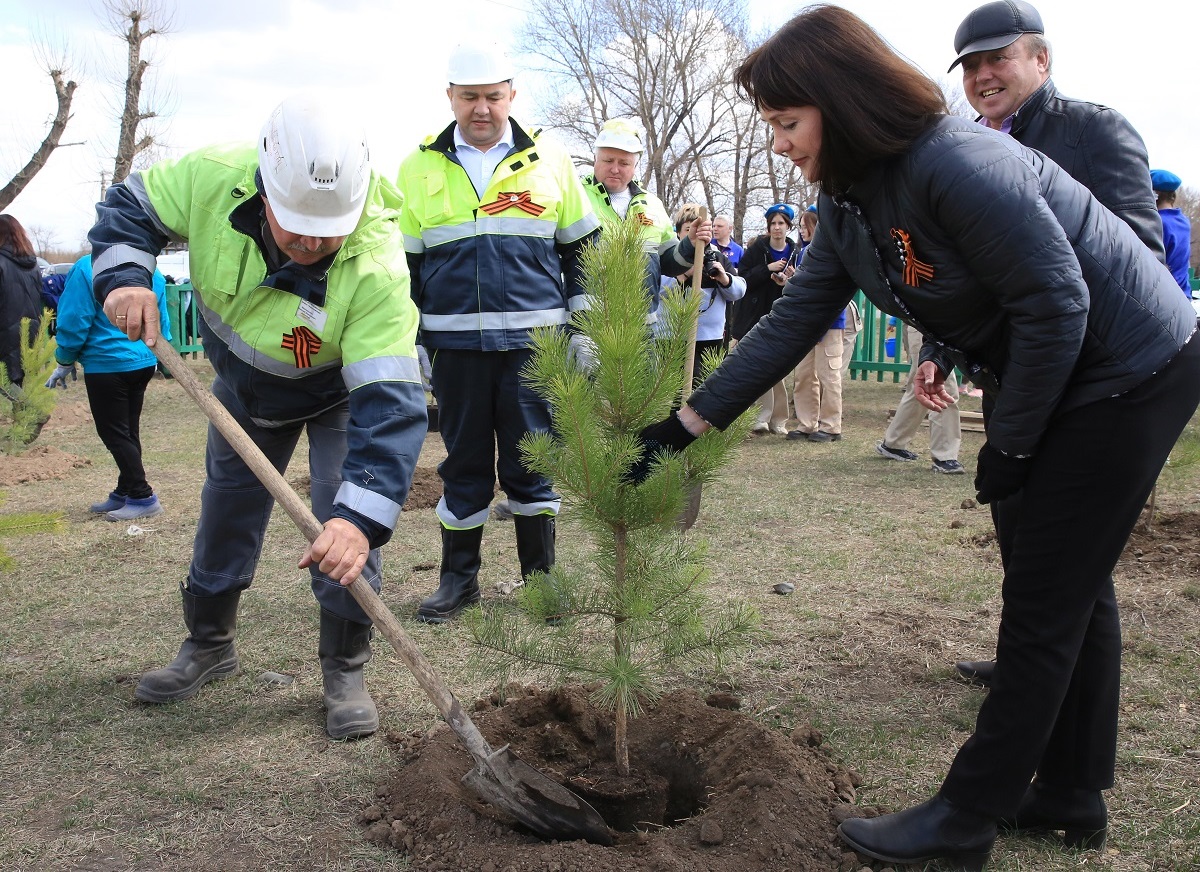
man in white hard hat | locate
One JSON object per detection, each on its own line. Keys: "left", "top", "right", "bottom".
{"left": 93, "top": 93, "right": 427, "bottom": 740}
{"left": 397, "top": 41, "right": 600, "bottom": 623}
{"left": 580, "top": 118, "right": 700, "bottom": 324}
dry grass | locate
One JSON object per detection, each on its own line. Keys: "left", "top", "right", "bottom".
{"left": 1, "top": 365, "right": 1197, "bottom": 871}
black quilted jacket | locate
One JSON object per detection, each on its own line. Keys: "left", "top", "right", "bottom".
{"left": 688, "top": 115, "right": 1194, "bottom": 458}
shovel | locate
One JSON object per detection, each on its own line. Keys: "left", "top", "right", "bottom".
{"left": 150, "top": 340, "right": 613, "bottom": 846}
{"left": 678, "top": 206, "right": 708, "bottom": 531}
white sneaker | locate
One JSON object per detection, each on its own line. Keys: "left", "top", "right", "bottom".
{"left": 750, "top": 423, "right": 770, "bottom": 434}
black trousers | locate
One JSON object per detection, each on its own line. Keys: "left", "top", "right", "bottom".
{"left": 942, "top": 334, "right": 1200, "bottom": 816}
{"left": 84, "top": 366, "right": 156, "bottom": 499}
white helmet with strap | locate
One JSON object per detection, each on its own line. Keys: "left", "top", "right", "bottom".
{"left": 258, "top": 93, "right": 370, "bottom": 237}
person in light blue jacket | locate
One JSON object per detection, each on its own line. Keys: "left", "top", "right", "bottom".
{"left": 46, "top": 255, "right": 171, "bottom": 521}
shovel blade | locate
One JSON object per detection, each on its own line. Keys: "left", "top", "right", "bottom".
{"left": 462, "top": 745, "right": 612, "bottom": 846}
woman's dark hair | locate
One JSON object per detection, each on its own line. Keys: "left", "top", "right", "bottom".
{"left": 736, "top": 4, "right": 947, "bottom": 196}
{"left": 0, "top": 214, "right": 35, "bottom": 257}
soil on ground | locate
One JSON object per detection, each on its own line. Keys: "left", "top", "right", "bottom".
{"left": 360, "top": 686, "right": 869, "bottom": 872}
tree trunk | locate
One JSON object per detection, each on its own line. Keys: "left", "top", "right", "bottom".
{"left": 0, "top": 70, "right": 77, "bottom": 211}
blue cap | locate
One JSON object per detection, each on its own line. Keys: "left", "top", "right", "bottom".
{"left": 805, "top": 204, "right": 818, "bottom": 213}
{"left": 765, "top": 203, "right": 795, "bottom": 223}
{"left": 1150, "top": 169, "right": 1181, "bottom": 193}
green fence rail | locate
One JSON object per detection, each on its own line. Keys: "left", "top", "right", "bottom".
{"left": 846, "top": 292, "right": 909, "bottom": 382}
{"left": 165, "top": 282, "right": 204, "bottom": 357}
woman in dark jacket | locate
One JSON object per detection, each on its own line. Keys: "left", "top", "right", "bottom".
{"left": 0, "top": 214, "right": 44, "bottom": 388}
{"left": 729, "top": 203, "right": 797, "bottom": 434}
{"left": 634, "top": 7, "right": 1200, "bottom": 870}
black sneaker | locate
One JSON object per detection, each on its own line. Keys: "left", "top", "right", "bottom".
{"left": 876, "top": 441, "right": 917, "bottom": 462}
{"left": 807, "top": 431, "right": 841, "bottom": 443}
{"left": 785, "top": 429, "right": 811, "bottom": 441}
{"left": 932, "top": 458, "right": 966, "bottom": 475}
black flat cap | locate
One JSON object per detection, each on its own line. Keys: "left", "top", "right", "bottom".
{"left": 948, "top": 0, "right": 1044, "bottom": 72}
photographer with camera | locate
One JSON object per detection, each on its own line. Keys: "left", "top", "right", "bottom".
{"left": 665, "top": 203, "right": 745, "bottom": 389}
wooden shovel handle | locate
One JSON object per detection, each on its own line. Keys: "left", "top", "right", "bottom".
{"left": 681, "top": 205, "right": 708, "bottom": 394}
{"left": 151, "top": 340, "right": 493, "bottom": 762}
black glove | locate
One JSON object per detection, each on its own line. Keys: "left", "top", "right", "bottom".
{"left": 626, "top": 413, "right": 698, "bottom": 484}
{"left": 974, "top": 442, "right": 1033, "bottom": 505}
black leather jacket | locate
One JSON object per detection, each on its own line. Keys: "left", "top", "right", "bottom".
{"left": 688, "top": 116, "right": 1194, "bottom": 458}
{"left": 0, "top": 247, "right": 43, "bottom": 386}
{"left": 1005, "top": 79, "right": 1164, "bottom": 261}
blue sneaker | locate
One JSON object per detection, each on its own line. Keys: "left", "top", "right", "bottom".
{"left": 106, "top": 495, "right": 163, "bottom": 522}
{"left": 90, "top": 491, "right": 127, "bottom": 514}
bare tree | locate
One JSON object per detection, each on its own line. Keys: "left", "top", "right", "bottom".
{"left": 103, "top": 0, "right": 174, "bottom": 185}
{"left": 0, "top": 46, "right": 78, "bottom": 211}
{"left": 519, "top": 0, "right": 817, "bottom": 243}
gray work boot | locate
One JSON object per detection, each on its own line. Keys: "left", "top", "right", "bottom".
{"left": 135, "top": 586, "right": 241, "bottom": 703}
{"left": 316, "top": 611, "right": 376, "bottom": 738}
{"left": 318, "top": 609, "right": 378, "bottom": 740}
{"left": 416, "top": 526, "right": 484, "bottom": 623}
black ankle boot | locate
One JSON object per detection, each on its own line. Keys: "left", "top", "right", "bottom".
{"left": 838, "top": 794, "right": 996, "bottom": 872}
{"left": 135, "top": 586, "right": 241, "bottom": 703}
{"left": 1001, "top": 781, "right": 1107, "bottom": 849}
{"left": 416, "top": 526, "right": 484, "bottom": 623}
{"left": 514, "top": 514, "right": 555, "bottom": 579}
{"left": 318, "top": 609, "right": 378, "bottom": 740}
{"left": 955, "top": 659, "right": 996, "bottom": 686}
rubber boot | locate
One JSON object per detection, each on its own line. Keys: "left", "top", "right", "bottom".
{"left": 318, "top": 609, "right": 378, "bottom": 740}
{"left": 135, "top": 586, "right": 240, "bottom": 703}
{"left": 416, "top": 526, "right": 484, "bottom": 624}
{"left": 514, "top": 514, "right": 556, "bottom": 580}
{"left": 515, "top": 514, "right": 561, "bottom": 622}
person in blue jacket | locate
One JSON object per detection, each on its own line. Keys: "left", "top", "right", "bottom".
{"left": 46, "top": 256, "right": 171, "bottom": 521}
{"left": 1151, "top": 170, "right": 1193, "bottom": 296}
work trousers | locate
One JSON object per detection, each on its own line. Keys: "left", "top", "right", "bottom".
{"left": 882, "top": 326, "right": 961, "bottom": 461}
{"left": 84, "top": 366, "right": 156, "bottom": 499}
{"left": 430, "top": 348, "right": 559, "bottom": 528}
{"left": 187, "top": 377, "right": 381, "bottom": 624}
{"left": 792, "top": 328, "right": 844, "bottom": 436}
{"left": 940, "top": 333, "right": 1200, "bottom": 816}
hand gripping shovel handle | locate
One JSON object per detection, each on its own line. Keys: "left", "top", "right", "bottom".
{"left": 150, "top": 341, "right": 493, "bottom": 761}
{"left": 152, "top": 341, "right": 613, "bottom": 845}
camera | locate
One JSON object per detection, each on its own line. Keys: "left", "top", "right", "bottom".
{"left": 703, "top": 246, "right": 721, "bottom": 276}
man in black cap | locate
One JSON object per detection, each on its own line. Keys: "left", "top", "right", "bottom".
{"left": 950, "top": 0, "right": 1167, "bottom": 685}
{"left": 949, "top": 0, "right": 1163, "bottom": 259}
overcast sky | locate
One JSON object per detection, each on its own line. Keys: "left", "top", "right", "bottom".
{"left": 2, "top": 0, "right": 1196, "bottom": 252}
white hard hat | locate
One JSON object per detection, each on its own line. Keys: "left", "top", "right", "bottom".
{"left": 593, "top": 118, "right": 645, "bottom": 155}
{"left": 447, "top": 39, "right": 515, "bottom": 86}
{"left": 258, "top": 93, "right": 370, "bottom": 238}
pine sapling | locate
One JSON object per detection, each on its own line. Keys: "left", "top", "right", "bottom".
{"left": 466, "top": 216, "right": 758, "bottom": 776}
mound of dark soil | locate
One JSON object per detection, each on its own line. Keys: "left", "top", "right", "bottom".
{"left": 360, "top": 686, "right": 867, "bottom": 872}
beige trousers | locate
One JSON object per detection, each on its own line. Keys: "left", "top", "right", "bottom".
{"left": 792, "top": 329, "right": 844, "bottom": 435}
{"left": 881, "top": 325, "right": 961, "bottom": 460}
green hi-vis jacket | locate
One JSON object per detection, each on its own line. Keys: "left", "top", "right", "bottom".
{"left": 397, "top": 119, "right": 600, "bottom": 351}
{"left": 89, "top": 143, "right": 426, "bottom": 545}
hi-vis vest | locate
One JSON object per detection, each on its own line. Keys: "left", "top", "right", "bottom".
{"left": 397, "top": 119, "right": 600, "bottom": 351}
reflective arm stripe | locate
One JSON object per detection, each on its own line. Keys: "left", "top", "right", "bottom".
{"left": 342, "top": 355, "right": 422, "bottom": 390}
{"left": 557, "top": 212, "right": 602, "bottom": 244}
{"left": 336, "top": 482, "right": 403, "bottom": 530}
{"left": 657, "top": 239, "right": 678, "bottom": 256}
{"left": 566, "top": 296, "right": 589, "bottom": 312}
{"left": 126, "top": 173, "right": 186, "bottom": 243}
{"left": 420, "top": 308, "right": 567, "bottom": 332}
{"left": 403, "top": 233, "right": 425, "bottom": 254}
{"left": 93, "top": 243, "right": 159, "bottom": 278}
